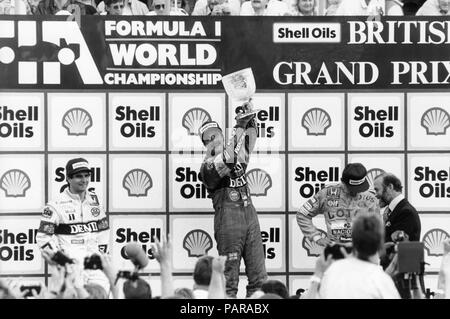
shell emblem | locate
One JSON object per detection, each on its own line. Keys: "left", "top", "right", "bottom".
{"left": 421, "top": 107, "right": 450, "bottom": 136}
{"left": 122, "top": 169, "right": 152, "bottom": 197}
{"left": 62, "top": 107, "right": 93, "bottom": 136}
{"left": 302, "top": 230, "right": 327, "bottom": 257}
{"left": 183, "top": 229, "right": 213, "bottom": 258}
{"left": 182, "top": 108, "right": 212, "bottom": 136}
{"left": 246, "top": 169, "right": 272, "bottom": 197}
{"left": 301, "top": 108, "right": 332, "bottom": 136}
{"left": 0, "top": 169, "right": 31, "bottom": 197}
{"left": 422, "top": 229, "right": 450, "bottom": 257}
{"left": 366, "top": 168, "right": 385, "bottom": 188}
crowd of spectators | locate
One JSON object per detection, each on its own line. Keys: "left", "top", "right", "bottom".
{"left": 0, "top": 0, "right": 448, "bottom": 16}
{"left": 1, "top": 226, "right": 450, "bottom": 299}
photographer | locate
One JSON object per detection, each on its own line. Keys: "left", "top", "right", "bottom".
{"left": 305, "top": 213, "right": 400, "bottom": 299}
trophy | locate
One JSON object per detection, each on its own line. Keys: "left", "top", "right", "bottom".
{"left": 222, "top": 68, "right": 260, "bottom": 120}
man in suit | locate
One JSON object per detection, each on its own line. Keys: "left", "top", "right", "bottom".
{"left": 373, "top": 173, "right": 421, "bottom": 243}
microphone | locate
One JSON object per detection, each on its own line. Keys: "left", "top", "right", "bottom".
{"left": 124, "top": 242, "right": 149, "bottom": 269}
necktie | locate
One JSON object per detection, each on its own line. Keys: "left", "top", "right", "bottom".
{"left": 383, "top": 207, "right": 391, "bottom": 224}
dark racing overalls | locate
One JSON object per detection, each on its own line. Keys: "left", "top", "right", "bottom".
{"left": 199, "top": 119, "right": 267, "bottom": 298}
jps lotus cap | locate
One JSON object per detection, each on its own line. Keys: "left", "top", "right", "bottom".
{"left": 341, "top": 163, "right": 369, "bottom": 193}
{"left": 66, "top": 158, "right": 90, "bottom": 178}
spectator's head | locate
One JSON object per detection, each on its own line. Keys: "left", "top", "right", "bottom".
{"left": 65, "top": 158, "right": 91, "bottom": 194}
{"left": 84, "top": 283, "right": 108, "bottom": 299}
{"left": 260, "top": 280, "right": 289, "bottom": 299}
{"left": 174, "top": 287, "right": 195, "bottom": 299}
{"left": 352, "top": 213, "right": 384, "bottom": 261}
{"left": 105, "top": 0, "right": 125, "bottom": 15}
{"left": 251, "top": 0, "right": 269, "bottom": 11}
{"left": 123, "top": 279, "right": 152, "bottom": 299}
{"left": 340, "top": 163, "right": 369, "bottom": 197}
{"left": 296, "top": 0, "right": 316, "bottom": 15}
{"left": 153, "top": 0, "right": 170, "bottom": 14}
{"left": 373, "top": 173, "right": 403, "bottom": 208}
{"left": 193, "top": 255, "right": 213, "bottom": 287}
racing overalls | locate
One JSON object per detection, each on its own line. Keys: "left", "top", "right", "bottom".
{"left": 36, "top": 188, "right": 109, "bottom": 263}
{"left": 199, "top": 120, "right": 267, "bottom": 298}
{"left": 297, "top": 183, "right": 379, "bottom": 244}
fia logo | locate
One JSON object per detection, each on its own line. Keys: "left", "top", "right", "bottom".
{"left": 0, "top": 169, "right": 31, "bottom": 197}
{"left": 421, "top": 108, "right": 450, "bottom": 136}
{"left": 246, "top": 169, "right": 272, "bottom": 197}
{"left": 183, "top": 229, "right": 213, "bottom": 257}
{"left": 301, "top": 108, "right": 331, "bottom": 136}
{"left": 182, "top": 108, "right": 212, "bottom": 136}
{"left": 122, "top": 169, "right": 152, "bottom": 197}
{"left": 0, "top": 20, "right": 102, "bottom": 85}
{"left": 422, "top": 229, "right": 450, "bottom": 257}
{"left": 62, "top": 108, "right": 93, "bottom": 136}
{"left": 302, "top": 229, "right": 327, "bottom": 257}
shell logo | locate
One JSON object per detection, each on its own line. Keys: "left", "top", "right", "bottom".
{"left": 182, "top": 108, "right": 212, "bottom": 136}
{"left": 302, "top": 229, "right": 327, "bottom": 257}
{"left": 421, "top": 107, "right": 450, "bottom": 136}
{"left": 122, "top": 169, "right": 152, "bottom": 197}
{"left": 246, "top": 169, "right": 272, "bottom": 197}
{"left": 62, "top": 107, "right": 93, "bottom": 136}
{"left": 183, "top": 229, "right": 213, "bottom": 258}
{"left": 422, "top": 229, "right": 450, "bottom": 257}
{"left": 0, "top": 169, "right": 31, "bottom": 197}
{"left": 301, "top": 108, "right": 332, "bottom": 136}
{"left": 366, "top": 168, "right": 385, "bottom": 188}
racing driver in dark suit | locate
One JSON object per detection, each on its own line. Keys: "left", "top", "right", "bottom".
{"left": 198, "top": 101, "right": 267, "bottom": 298}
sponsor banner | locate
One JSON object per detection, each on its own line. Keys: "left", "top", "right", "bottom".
{"left": 348, "top": 93, "right": 404, "bottom": 150}
{"left": 228, "top": 93, "right": 285, "bottom": 151}
{"left": 0, "top": 216, "right": 44, "bottom": 274}
{"left": 48, "top": 154, "right": 106, "bottom": 208}
{"left": 109, "top": 93, "right": 165, "bottom": 151}
{"left": 170, "top": 154, "right": 212, "bottom": 212}
{"left": 47, "top": 93, "right": 106, "bottom": 151}
{"left": 169, "top": 93, "right": 225, "bottom": 152}
{"left": 290, "top": 214, "right": 327, "bottom": 272}
{"left": 170, "top": 215, "right": 217, "bottom": 272}
{"left": 289, "top": 154, "right": 344, "bottom": 211}
{"left": 347, "top": 154, "right": 404, "bottom": 190}
{"left": 1, "top": 17, "right": 450, "bottom": 90}
{"left": 0, "top": 93, "right": 44, "bottom": 151}
{"left": 253, "top": 215, "right": 285, "bottom": 272}
{"left": 109, "top": 155, "right": 165, "bottom": 212}
{"left": 419, "top": 215, "right": 450, "bottom": 272}
{"left": 289, "top": 276, "right": 312, "bottom": 296}
{"left": 0, "top": 154, "right": 44, "bottom": 213}
{"left": 408, "top": 154, "right": 450, "bottom": 211}
{"left": 246, "top": 154, "right": 284, "bottom": 212}
{"left": 288, "top": 93, "right": 344, "bottom": 151}
{"left": 110, "top": 215, "right": 165, "bottom": 272}
{"left": 170, "top": 214, "right": 285, "bottom": 272}
{"left": 407, "top": 93, "right": 450, "bottom": 150}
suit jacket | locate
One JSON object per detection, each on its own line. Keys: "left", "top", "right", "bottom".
{"left": 385, "top": 198, "right": 421, "bottom": 243}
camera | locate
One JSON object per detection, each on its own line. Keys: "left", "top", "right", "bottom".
{"left": 324, "top": 243, "right": 353, "bottom": 260}
{"left": 52, "top": 250, "right": 75, "bottom": 266}
{"left": 20, "top": 285, "right": 42, "bottom": 298}
{"left": 84, "top": 254, "right": 103, "bottom": 270}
